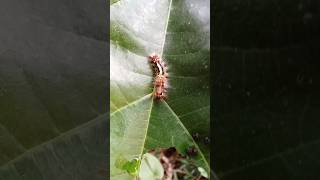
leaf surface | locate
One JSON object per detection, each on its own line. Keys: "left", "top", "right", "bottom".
{"left": 110, "top": 0, "right": 211, "bottom": 179}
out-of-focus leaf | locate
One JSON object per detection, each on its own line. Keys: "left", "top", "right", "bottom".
{"left": 0, "top": 0, "right": 108, "bottom": 179}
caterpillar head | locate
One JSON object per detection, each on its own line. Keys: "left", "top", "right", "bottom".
{"left": 148, "top": 52, "right": 160, "bottom": 63}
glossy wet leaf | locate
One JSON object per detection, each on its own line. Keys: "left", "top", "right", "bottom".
{"left": 110, "top": 0, "right": 211, "bottom": 179}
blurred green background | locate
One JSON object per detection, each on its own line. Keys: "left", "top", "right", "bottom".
{"left": 0, "top": 0, "right": 108, "bottom": 179}
{"left": 213, "top": 0, "right": 320, "bottom": 179}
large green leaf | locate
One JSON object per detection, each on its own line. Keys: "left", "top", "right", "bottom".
{"left": 110, "top": 0, "right": 211, "bottom": 179}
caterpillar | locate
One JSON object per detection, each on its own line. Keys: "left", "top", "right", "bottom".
{"left": 148, "top": 53, "right": 168, "bottom": 99}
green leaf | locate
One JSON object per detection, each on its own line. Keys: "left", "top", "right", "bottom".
{"left": 139, "top": 153, "right": 164, "bottom": 180}
{"left": 115, "top": 156, "right": 141, "bottom": 176}
{"left": 198, "top": 167, "right": 209, "bottom": 178}
{"left": 110, "top": 0, "right": 211, "bottom": 179}
{"left": 110, "top": 0, "right": 120, "bottom": 5}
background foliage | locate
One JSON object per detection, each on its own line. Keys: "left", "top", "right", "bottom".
{"left": 213, "top": 0, "right": 320, "bottom": 179}
{"left": 0, "top": 0, "right": 108, "bottom": 179}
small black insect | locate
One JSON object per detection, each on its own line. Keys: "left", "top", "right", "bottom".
{"left": 192, "top": 132, "right": 200, "bottom": 141}
{"left": 204, "top": 136, "right": 211, "bottom": 145}
{"left": 186, "top": 146, "right": 198, "bottom": 157}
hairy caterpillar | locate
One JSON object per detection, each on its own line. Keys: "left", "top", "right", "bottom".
{"left": 148, "top": 53, "right": 168, "bottom": 99}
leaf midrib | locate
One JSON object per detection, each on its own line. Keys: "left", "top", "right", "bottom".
{"left": 159, "top": 0, "right": 172, "bottom": 57}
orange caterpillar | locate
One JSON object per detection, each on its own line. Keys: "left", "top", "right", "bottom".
{"left": 148, "top": 53, "right": 168, "bottom": 99}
